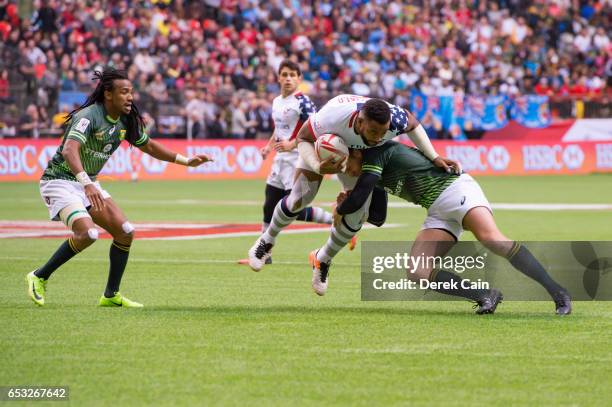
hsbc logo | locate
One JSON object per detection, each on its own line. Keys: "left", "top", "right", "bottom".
{"left": 487, "top": 146, "right": 510, "bottom": 171}
{"left": 523, "top": 144, "right": 584, "bottom": 171}
{"left": 596, "top": 144, "right": 612, "bottom": 169}
{"left": 445, "top": 145, "right": 510, "bottom": 172}
{"left": 236, "top": 146, "right": 262, "bottom": 173}
{"left": 562, "top": 145, "right": 584, "bottom": 170}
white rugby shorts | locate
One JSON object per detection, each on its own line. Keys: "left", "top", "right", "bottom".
{"left": 40, "top": 179, "right": 111, "bottom": 221}
{"left": 421, "top": 174, "right": 492, "bottom": 239}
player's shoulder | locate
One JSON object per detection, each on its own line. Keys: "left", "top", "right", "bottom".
{"left": 69, "top": 104, "right": 102, "bottom": 131}
{"left": 294, "top": 92, "right": 315, "bottom": 105}
{"left": 76, "top": 103, "right": 102, "bottom": 119}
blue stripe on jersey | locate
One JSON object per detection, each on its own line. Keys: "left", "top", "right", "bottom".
{"left": 389, "top": 105, "right": 409, "bottom": 135}
{"left": 296, "top": 94, "right": 317, "bottom": 122}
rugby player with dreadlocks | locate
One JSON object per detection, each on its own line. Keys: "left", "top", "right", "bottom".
{"left": 26, "top": 68, "right": 212, "bottom": 308}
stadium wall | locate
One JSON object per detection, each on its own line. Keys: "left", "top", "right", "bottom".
{"left": 0, "top": 139, "right": 611, "bottom": 181}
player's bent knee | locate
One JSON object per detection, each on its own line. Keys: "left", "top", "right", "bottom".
{"left": 121, "top": 221, "right": 135, "bottom": 235}
{"left": 73, "top": 228, "right": 98, "bottom": 247}
{"left": 115, "top": 221, "right": 135, "bottom": 243}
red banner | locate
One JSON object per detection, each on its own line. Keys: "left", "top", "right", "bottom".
{"left": 0, "top": 138, "right": 611, "bottom": 181}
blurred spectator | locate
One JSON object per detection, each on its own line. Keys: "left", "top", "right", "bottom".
{"left": 146, "top": 73, "right": 169, "bottom": 104}
{"left": 19, "top": 104, "right": 46, "bottom": 138}
{"left": 207, "top": 112, "right": 226, "bottom": 139}
{"left": 61, "top": 70, "right": 78, "bottom": 91}
{"left": 229, "top": 97, "right": 256, "bottom": 139}
{"left": 0, "top": 69, "right": 11, "bottom": 104}
{"left": 32, "top": 0, "right": 58, "bottom": 35}
{"left": 254, "top": 98, "right": 273, "bottom": 139}
{"left": 184, "top": 89, "right": 206, "bottom": 139}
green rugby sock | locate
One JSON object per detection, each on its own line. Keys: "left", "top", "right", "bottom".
{"left": 34, "top": 238, "right": 80, "bottom": 280}
{"left": 507, "top": 242, "right": 563, "bottom": 296}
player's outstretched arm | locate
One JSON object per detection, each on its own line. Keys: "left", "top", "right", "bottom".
{"left": 62, "top": 139, "right": 106, "bottom": 211}
{"left": 138, "top": 139, "right": 213, "bottom": 167}
{"left": 403, "top": 109, "right": 462, "bottom": 175}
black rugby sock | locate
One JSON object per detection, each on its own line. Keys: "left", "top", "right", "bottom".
{"left": 104, "top": 241, "right": 131, "bottom": 297}
{"left": 431, "top": 270, "right": 488, "bottom": 301}
{"left": 34, "top": 238, "right": 80, "bottom": 280}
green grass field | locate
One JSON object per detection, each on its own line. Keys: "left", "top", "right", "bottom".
{"left": 1, "top": 175, "right": 611, "bottom": 406}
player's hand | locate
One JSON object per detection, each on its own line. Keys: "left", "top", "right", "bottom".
{"left": 260, "top": 145, "right": 271, "bottom": 159}
{"left": 85, "top": 184, "right": 106, "bottom": 212}
{"left": 333, "top": 191, "right": 351, "bottom": 226}
{"left": 332, "top": 205, "right": 343, "bottom": 227}
{"left": 319, "top": 156, "right": 346, "bottom": 174}
{"left": 336, "top": 191, "right": 349, "bottom": 205}
{"left": 433, "top": 156, "right": 462, "bottom": 175}
{"left": 187, "top": 154, "right": 213, "bottom": 167}
{"left": 273, "top": 140, "right": 295, "bottom": 152}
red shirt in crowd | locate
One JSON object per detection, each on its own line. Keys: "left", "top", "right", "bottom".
{"left": 0, "top": 77, "right": 9, "bottom": 99}
{"left": 534, "top": 83, "right": 553, "bottom": 95}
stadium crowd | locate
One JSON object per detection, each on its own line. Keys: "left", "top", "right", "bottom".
{"left": 0, "top": 0, "right": 610, "bottom": 138}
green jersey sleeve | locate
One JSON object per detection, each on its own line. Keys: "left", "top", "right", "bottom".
{"left": 66, "top": 113, "right": 94, "bottom": 145}
{"left": 132, "top": 128, "right": 149, "bottom": 147}
{"left": 361, "top": 144, "right": 393, "bottom": 177}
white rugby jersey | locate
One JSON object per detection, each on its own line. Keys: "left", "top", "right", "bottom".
{"left": 308, "top": 94, "right": 410, "bottom": 150}
{"left": 272, "top": 91, "right": 317, "bottom": 150}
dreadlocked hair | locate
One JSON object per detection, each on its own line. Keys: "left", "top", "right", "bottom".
{"left": 65, "top": 68, "right": 144, "bottom": 145}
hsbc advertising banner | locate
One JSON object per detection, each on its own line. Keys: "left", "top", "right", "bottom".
{"left": 0, "top": 139, "right": 273, "bottom": 181}
{"left": 0, "top": 139, "right": 611, "bottom": 181}
{"left": 436, "top": 140, "right": 612, "bottom": 175}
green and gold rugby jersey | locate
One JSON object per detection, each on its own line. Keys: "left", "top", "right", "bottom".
{"left": 41, "top": 103, "right": 149, "bottom": 182}
{"left": 361, "top": 140, "right": 458, "bottom": 209}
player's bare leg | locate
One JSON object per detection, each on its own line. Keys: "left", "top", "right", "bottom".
{"left": 248, "top": 168, "right": 323, "bottom": 271}
{"left": 90, "top": 198, "right": 142, "bottom": 307}
{"left": 411, "top": 228, "right": 503, "bottom": 314}
{"left": 27, "top": 212, "right": 98, "bottom": 306}
{"left": 462, "top": 206, "right": 571, "bottom": 315}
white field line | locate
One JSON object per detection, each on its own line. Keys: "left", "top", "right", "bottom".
{"left": 0, "top": 220, "right": 403, "bottom": 240}
{"left": 141, "top": 223, "right": 403, "bottom": 240}
{"left": 3, "top": 198, "right": 612, "bottom": 211}
{"left": 0, "top": 255, "right": 361, "bottom": 267}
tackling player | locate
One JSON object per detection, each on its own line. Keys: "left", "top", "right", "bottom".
{"left": 329, "top": 140, "right": 572, "bottom": 315}
{"left": 240, "top": 60, "right": 340, "bottom": 265}
{"left": 247, "top": 95, "right": 461, "bottom": 272}
{"left": 26, "top": 68, "right": 212, "bottom": 307}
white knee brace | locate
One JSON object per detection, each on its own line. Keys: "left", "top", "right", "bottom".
{"left": 59, "top": 203, "right": 92, "bottom": 229}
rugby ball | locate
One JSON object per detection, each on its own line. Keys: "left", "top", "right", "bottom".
{"left": 315, "top": 134, "right": 349, "bottom": 162}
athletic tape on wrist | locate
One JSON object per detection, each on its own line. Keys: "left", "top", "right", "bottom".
{"left": 76, "top": 171, "right": 93, "bottom": 186}
{"left": 175, "top": 153, "right": 189, "bottom": 166}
